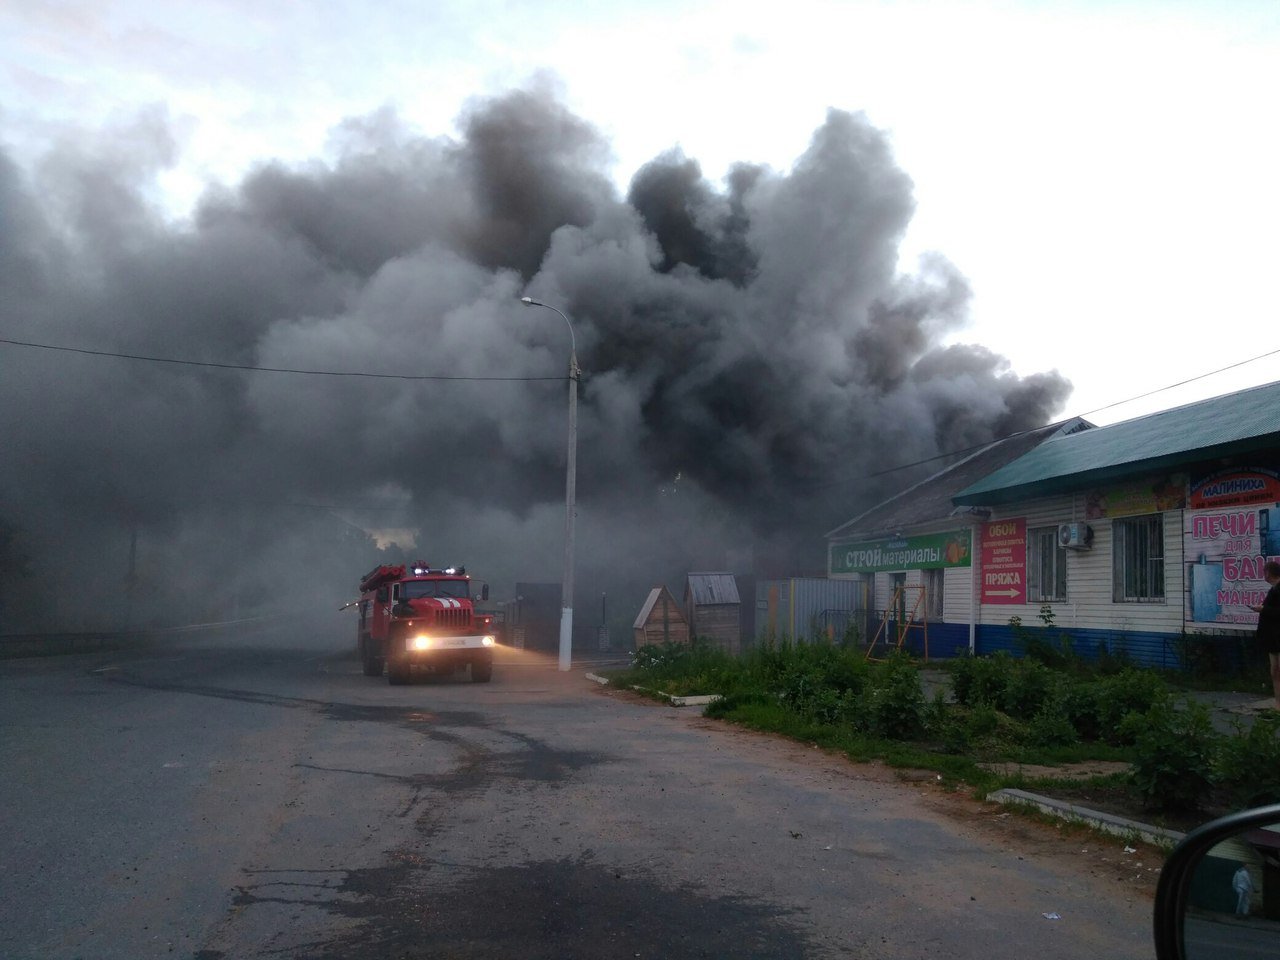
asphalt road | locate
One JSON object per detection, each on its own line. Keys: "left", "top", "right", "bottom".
{"left": 1, "top": 621, "right": 1155, "bottom": 959}
{"left": 1185, "top": 916, "right": 1280, "bottom": 959}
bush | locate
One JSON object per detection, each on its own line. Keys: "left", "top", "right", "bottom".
{"left": 720, "top": 638, "right": 870, "bottom": 727}
{"left": 1060, "top": 682, "right": 1104, "bottom": 741}
{"left": 804, "top": 643, "right": 870, "bottom": 694}
{"left": 780, "top": 673, "right": 857, "bottom": 725}
{"left": 948, "top": 654, "right": 979, "bottom": 705}
{"left": 965, "top": 702, "right": 1001, "bottom": 740}
{"left": 950, "top": 652, "right": 1060, "bottom": 719}
{"left": 1128, "top": 699, "right": 1219, "bottom": 812}
{"left": 744, "top": 637, "right": 869, "bottom": 698}
{"left": 625, "top": 639, "right": 737, "bottom": 696}
{"left": 862, "top": 654, "right": 926, "bottom": 740}
{"left": 1027, "top": 693, "right": 1079, "bottom": 747}
{"left": 959, "top": 703, "right": 1028, "bottom": 753}
{"left": 775, "top": 667, "right": 822, "bottom": 711}
{"left": 1000, "top": 659, "right": 1063, "bottom": 720}
{"left": 1216, "top": 718, "right": 1280, "bottom": 807}
{"left": 950, "top": 652, "right": 1017, "bottom": 708}
{"left": 923, "top": 691, "right": 956, "bottom": 740}
{"left": 1097, "top": 668, "right": 1171, "bottom": 744}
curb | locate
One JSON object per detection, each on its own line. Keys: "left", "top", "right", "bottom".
{"left": 986, "top": 788, "right": 1185, "bottom": 846}
{"left": 667, "top": 693, "right": 723, "bottom": 707}
{"left": 583, "top": 673, "right": 722, "bottom": 707}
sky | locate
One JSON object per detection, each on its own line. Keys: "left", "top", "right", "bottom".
{"left": 5, "top": 0, "right": 1277, "bottom": 425}
{"left": 2, "top": 0, "right": 1279, "bottom": 633}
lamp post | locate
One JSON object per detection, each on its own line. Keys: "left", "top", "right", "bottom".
{"left": 519, "top": 296, "right": 579, "bottom": 672}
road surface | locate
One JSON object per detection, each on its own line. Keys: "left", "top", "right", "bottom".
{"left": 1, "top": 621, "right": 1155, "bottom": 958}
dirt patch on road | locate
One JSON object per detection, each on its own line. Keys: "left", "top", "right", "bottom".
{"left": 702, "top": 713, "right": 1167, "bottom": 899}
{"left": 598, "top": 686, "right": 1167, "bottom": 901}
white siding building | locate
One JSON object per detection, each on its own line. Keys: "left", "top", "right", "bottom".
{"left": 951, "top": 381, "right": 1280, "bottom": 667}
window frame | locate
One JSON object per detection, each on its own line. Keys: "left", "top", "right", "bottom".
{"left": 924, "top": 568, "right": 945, "bottom": 621}
{"left": 1027, "top": 525, "right": 1068, "bottom": 603}
{"left": 1113, "top": 513, "right": 1166, "bottom": 603}
{"left": 888, "top": 571, "right": 907, "bottom": 623}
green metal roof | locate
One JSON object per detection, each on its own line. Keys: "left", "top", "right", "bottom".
{"left": 953, "top": 380, "right": 1280, "bottom": 506}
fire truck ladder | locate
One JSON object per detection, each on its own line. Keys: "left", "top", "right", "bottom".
{"left": 865, "top": 583, "right": 929, "bottom": 663}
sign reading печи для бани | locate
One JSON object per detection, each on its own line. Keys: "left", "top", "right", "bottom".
{"left": 1185, "top": 468, "right": 1280, "bottom": 629}
{"left": 830, "top": 530, "right": 971, "bottom": 575}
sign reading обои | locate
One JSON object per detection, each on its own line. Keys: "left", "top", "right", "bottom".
{"left": 830, "top": 530, "right": 971, "bottom": 574}
{"left": 980, "top": 518, "right": 1026, "bottom": 605}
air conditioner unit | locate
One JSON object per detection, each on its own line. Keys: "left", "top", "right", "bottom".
{"left": 1058, "top": 522, "right": 1093, "bottom": 550}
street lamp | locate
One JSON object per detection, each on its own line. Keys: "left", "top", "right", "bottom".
{"left": 519, "top": 296, "right": 579, "bottom": 672}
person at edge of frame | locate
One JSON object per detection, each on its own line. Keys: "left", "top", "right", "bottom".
{"left": 1249, "top": 559, "right": 1280, "bottom": 711}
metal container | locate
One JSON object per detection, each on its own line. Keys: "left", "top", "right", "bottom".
{"left": 755, "top": 578, "right": 866, "bottom": 642}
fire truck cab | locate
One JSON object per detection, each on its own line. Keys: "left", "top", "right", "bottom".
{"left": 351, "top": 562, "right": 496, "bottom": 685}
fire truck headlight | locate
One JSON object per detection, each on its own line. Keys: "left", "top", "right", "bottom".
{"left": 482, "top": 635, "right": 496, "bottom": 647}
{"left": 411, "top": 636, "right": 433, "bottom": 650}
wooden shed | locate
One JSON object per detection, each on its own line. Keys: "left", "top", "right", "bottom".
{"left": 632, "top": 585, "right": 690, "bottom": 649}
{"left": 685, "top": 572, "right": 742, "bottom": 654}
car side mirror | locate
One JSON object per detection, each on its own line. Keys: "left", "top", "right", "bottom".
{"left": 481, "top": 584, "right": 490, "bottom": 601}
{"left": 1154, "top": 802, "right": 1280, "bottom": 958}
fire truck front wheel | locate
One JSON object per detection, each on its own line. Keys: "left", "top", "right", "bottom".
{"left": 471, "top": 655, "right": 493, "bottom": 683}
{"left": 387, "top": 658, "right": 412, "bottom": 685}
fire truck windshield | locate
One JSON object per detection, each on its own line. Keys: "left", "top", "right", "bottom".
{"left": 400, "top": 579, "right": 470, "bottom": 600}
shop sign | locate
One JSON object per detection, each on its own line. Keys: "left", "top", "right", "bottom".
{"left": 980, "top": 518, "right": 1026, "bottom": 605}
{"left": 830, "top": 530, "right": 971, "bottom": 574}
{"left": 1189, "top": 468, "right": 1280, "bottom": 510}
{"left": 1085, "top": 476, "right": 1185, "bottom": 520}
{"left": 1185, "top": 502, "right": 1280, "bottom": 628}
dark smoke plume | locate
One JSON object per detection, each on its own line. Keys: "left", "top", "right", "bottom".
{"left": 0, "top": 89, "right": 1070, "bottom": 634}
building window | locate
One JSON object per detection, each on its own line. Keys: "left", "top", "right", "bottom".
{"left": 1027, "top": 526, "right": 1067, "bottom": 602}
{"left": 889, "top": 572, "right": 907, "bottom": 622}
{"left": 1113, "top": 514, "right": 1164, "bottom": 602}
{"left": 925, "top": 568, "right": 944, "bottom": 620}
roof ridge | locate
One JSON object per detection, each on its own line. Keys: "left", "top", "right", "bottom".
{"left": 1070, "top": 377, "right": 1280, "bottom": 432}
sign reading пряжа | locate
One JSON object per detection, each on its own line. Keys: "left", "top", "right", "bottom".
{"left": 980, "top": 518, "right": 1026, "bottom": 605}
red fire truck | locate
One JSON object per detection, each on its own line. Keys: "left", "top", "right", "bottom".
{"left": 347, "top": 563, "right": 495, "bottom": 684}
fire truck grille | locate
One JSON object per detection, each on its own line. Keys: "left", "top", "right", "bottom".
{"left": 434, "top": 608, "right": 469, "bottom": 629}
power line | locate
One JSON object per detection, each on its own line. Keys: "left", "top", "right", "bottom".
{"left": 811, "top": 345, "right": 1280, "bottom": 488}
{"left": 1073, "top": 346, "right": 1280, "bottom": 419}
{"left": 3, "top": 333, "right": 1276, "bottom": 488}
{"left": 0, "top": 336, "right": 567, "bottom": 381}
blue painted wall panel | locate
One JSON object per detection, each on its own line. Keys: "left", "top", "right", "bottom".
{"left": 966, "top": 623, "right": 1211, "bottom": 672}
{"left": 874, "top": 621, "right": 970, "bottom": 660}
